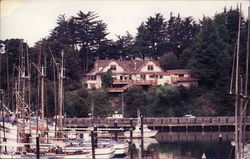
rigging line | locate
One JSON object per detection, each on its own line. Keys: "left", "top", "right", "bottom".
{"left": 0, "top": 100, "right": 12, "bottom": 114}
{"left": 48, "top": 47, "right": 59, "bottom": 70}
{"left": 229, "top": 42, "right": 237, "bottom": 94}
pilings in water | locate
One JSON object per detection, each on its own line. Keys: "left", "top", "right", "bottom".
{"left": 140, "top": 114, "right": 144, "bottom": 158}
{"left": 91, "top": 127, "right": 96, "bottom": 159}
{"left": 114, "top": 120, "right": 118, "bottom": 142}
{"left": 130, "top": 118, "right": 133, "bottom": 141}
{"left": 140, "top": 115, "right": 144, "bottom": 138}
{"left": 36, "top": 135, "right": 40, "bottom": 159}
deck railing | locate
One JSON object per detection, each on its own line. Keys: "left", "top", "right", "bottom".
{"left": 109, "top": 80, "right": 157, "bottom": 92}
{"left": 63, "top": 116, "right": 250, "bottom": 127}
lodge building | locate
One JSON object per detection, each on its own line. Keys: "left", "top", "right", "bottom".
{"left": 83, "top": 59, "right": 199, "bottom": 92}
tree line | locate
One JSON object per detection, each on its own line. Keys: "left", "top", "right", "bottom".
{"left": 0, "top": 7, "right": 249, "bottom": 117}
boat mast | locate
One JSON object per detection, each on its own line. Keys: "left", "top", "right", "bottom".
{"left": 242, "top": 6, "right": 250, "bottom": 159}
{"left": 58, "top": 50, "right": 65, "bottom": 130}
{"left": 48, "top": 47, "right": 59, "bottom": 137}
{"left": 234, "top": 4, "right": 241, "bottom": 159}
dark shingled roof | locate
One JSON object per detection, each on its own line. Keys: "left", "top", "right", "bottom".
{"left": 86, "top": 60, "right": 192, "bottom": 76}
{"left": 87, "top": 59, "right": 163, "bottom": 74}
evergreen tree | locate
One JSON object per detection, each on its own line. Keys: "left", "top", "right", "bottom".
{"left": 188, "top": 17, "right": 230, "bottom": 88}
{"left": 134, "top": 13, "right": 167, "bottom": 59}
{"left": 159, "top": 52, "right": 180, "bottom": 70}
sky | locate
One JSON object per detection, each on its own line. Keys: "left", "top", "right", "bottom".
{"left": 0, "top": 0, "right": 249, "bottom": 46}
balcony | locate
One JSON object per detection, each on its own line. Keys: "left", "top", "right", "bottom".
{"left": 109, "top": 79, "right": 157, "bottom": 92}
{"left": 171, "top": 77, "right": 199, "bottom": 84}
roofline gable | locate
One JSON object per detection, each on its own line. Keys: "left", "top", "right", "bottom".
{"left": 136, "top": 60, "right": 164, "bottom": 72}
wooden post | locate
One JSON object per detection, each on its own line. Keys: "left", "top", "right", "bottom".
{"left": 114, "top": 120, "right": 118, "bottom": 142}
{"left": 140, "top": 114, "right": 144, "bottom": 138}
{"left": 141, "top": 137, "right": 144, "bottom": 158}
{"left": 130, "top": 118, "right": 133, "bottom": 141}
{"left": 91, "top": 130, "right": 95, "bottom": 159}
{"left": 94, "top": 126, "right": 98, "bottom": 147}
{"left": 36, "top": 135, "right": 40, "bottom": 159}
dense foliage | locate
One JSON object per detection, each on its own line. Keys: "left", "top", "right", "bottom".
{"left": 0, "top": 7, "right": 249, "bottom": 117}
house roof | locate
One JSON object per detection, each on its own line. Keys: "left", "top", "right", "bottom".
{"left": 87, "top": 59, "right": 163, "bottom": 74}
{"left": 86, "top": 59, "right": 191, "bottom": 76}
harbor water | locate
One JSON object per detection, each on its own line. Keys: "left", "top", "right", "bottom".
{"left": 125, "top": 132, "right": 244, "bottom": 159}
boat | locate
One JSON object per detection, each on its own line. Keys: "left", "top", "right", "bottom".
{"left": 124, "top": 110, "right": 158, "bottom": 138}
{"left": 124, "top": 124, "right": 158, "bottom": 138}
{"left": 63, "top": 141, "right": 115, "bottom": 159}
{"left": 98, "top": 140, "right": 129, "bottom": 155}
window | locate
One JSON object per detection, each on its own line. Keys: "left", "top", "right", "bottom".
{"left": 159, "top": 75, "right": 163, "bottom": 79}
{"left": 141, "top": 75, "right": 146, "bottom": 80}
{"left": 148, "top": 65, "right": 154, "bottom": 71}
{"left": 179, "top": 74, "right": 184, "bottom": 77}
{"left": 149, "top": 75, "right": 155, "bottom": 78}
{"left": 88, "top": 75, "right": 96, "bottom": 80}
{"left": 110, "top": 65, "right": 116, "bottom": 71}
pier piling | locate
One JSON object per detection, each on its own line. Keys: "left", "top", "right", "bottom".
{"left": 130, "top": 118, "right": 133, "bottom": 141}
{"left": 36, "top": 135, "right": 40, "bottom": 159}
{"left": 114, "top": 120, "right": 118, "bottom": 141}
{"left": 140, "top": 115, "right": 144, "bottom": 138}
{"left": 91, "top": 130, "right": 96, "bottom": 159}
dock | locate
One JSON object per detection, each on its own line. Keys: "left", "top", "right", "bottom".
{"left": 63, "top": 116, "right": 250, "bottom": 131}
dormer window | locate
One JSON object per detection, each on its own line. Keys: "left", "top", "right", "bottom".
{"left": 148, "top": 65, "right": 154, "bottom": 71}
{"left": 179, "top": 74, "right": 184, "bottom": 77}
{"left": 111, "top": 65, "right": 116, "bottom": 71}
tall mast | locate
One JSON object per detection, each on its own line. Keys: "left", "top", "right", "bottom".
{"left": 242, "top": 6, "right": 250, "bottom": 159}
{"left": 40, "top": 65, "right": 45, "bottom": 136}
{"left": 58, "top": 50, "right": 65, "bottom": 130}
{"left": 48, "top": 47, "right": 59, "bottom": 137}
{"left": 235, "top": 4, "right": 241, "bottom": 159}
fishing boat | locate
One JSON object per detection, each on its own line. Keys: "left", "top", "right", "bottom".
{"left": 124, "top": 124, "right": 158, "bottom": 138}
{"left": 124, "top": 110, "right": 158, "bottom": 138}
{"left": 63, "top": 141, "right": 115, "bottom": 159}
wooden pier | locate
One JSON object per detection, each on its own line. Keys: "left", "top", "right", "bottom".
{"left": 63, "top": 116, "right": 250, "bottom": 131}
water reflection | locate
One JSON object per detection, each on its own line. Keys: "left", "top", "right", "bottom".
{"left": 126, "top": 132, "right": 242, "bottom": 159}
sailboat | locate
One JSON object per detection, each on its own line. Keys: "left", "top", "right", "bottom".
{"left": 230, "top": 5, "right": 250, "bottom": 159}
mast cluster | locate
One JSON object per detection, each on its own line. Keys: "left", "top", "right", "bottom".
{"left": 230, "top": 5, "right": 250, "bottom": 159}
{"left": 0, "top": 40, "right": 65, "bottom": 147}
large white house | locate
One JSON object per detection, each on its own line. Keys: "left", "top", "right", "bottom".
{"left": 83, "top": 59, "right": 199, "bottom": 92}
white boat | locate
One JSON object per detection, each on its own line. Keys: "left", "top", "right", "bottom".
{"left": 63, "top": 142, "right": 115, "bottom": 159}
{"left": 124, "top": 124, "right": 158, "bottom": 138}
{"left": 0, "top": 153, "right": 22, "bottom": 158}
{"left": 99, "top": 140, "right": 129, "bottom": 155}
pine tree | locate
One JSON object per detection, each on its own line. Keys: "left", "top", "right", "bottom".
{"left": 188, "top": 17, "right": 230, "bottom": 88}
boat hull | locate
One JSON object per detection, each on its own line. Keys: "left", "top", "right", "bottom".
{"left": 124, "top": 130, "right": 158, "bottom": 138}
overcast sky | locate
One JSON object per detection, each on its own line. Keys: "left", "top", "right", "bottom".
{"left": 1, "top": 0, "right": 249, "bottom": 46}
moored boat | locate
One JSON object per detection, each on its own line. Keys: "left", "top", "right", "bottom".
{"left": 124, "top": 124, "right": 158, "bottom": 138}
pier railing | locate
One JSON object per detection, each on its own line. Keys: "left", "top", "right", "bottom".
{"left": 63, "top": 116, "right": 250, "bottom": 127}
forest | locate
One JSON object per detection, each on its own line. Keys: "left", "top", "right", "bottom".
{"left": 0, "top": 7, "right": 249, "bottom": 118}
